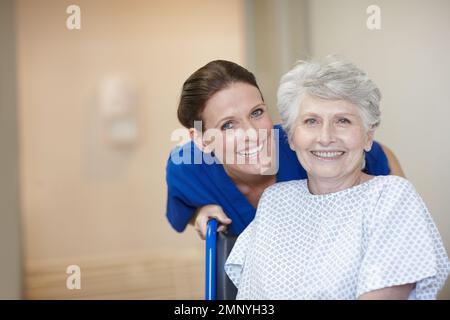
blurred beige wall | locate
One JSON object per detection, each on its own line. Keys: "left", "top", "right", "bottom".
{"left": 246, "top": 0, "right": 310, "bottom": 123}
{"left": 16, "top": 0, "right": 245, "bottom": 288}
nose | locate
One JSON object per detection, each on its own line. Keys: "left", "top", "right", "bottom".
{"left": 241, "top": 118, "right": 256, "bottom": 131}
{"left": 241, "top": 120, "right": 258, "bottom": 144}
{"left": 317, "top": 123, "right": 336, "bottom": 146}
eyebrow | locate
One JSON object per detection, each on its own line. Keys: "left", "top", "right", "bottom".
{"left": 214, "top": 115, "right": 234, "bottom": 128}
{"left": 300, "top": 112, "right": 357, "bottom": 118}
{"left": 214, "top": 103, "right": 265, "bottom": 128}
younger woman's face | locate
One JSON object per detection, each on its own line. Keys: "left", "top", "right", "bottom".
{"left": 200, "top": 82, "right": 274, "bottom": 176}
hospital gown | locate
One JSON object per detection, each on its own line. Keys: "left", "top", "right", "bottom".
{"left": 224, "top": 175, "right": 450, "bottom": 299}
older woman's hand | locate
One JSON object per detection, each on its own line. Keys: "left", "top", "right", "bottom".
{"left": 189, "top": 205, "right": 232, "bottom": 240}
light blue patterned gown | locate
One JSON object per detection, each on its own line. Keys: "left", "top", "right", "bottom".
{"left": 224, "top": 175, "right": 450, "bottom": 299}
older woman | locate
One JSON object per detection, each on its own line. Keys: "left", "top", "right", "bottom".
{"left": 166, "top": 60, "right": 404, "bottom": 239}
{"left": 224, "top": 56, "right": 449, "bottom": 299}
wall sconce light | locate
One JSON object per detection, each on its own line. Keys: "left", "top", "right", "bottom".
{"left": 98, "top": 75, "right": 139, "bottom": 148}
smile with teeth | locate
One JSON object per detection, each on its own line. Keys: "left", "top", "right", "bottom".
{"left": 311, "top": 150, "right": 345, "bottom": 159}
{"left": 237, "top": 144, "right": 264, "bottom": 157}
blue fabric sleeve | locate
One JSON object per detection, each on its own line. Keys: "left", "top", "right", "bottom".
{"left": 166, "top": 188, "right": 196, "bottom": 233}
{"left": 165, "top": 149, "right": 197, "bottom": 233}
{"left": 364, "top": 141, "right": 391, "bottom": 176}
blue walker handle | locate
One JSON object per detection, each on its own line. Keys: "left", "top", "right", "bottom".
{"left": 205, "top": 219, "right": 217, "bottom": 300}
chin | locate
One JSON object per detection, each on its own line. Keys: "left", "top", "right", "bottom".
{"left": 309, "top": 167, "right": 343, "bottom": 179}
{"left": 235, "top": 163, "right": 265, "bottom": 175}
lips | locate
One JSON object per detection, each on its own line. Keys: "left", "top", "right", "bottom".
{"left": 311, "top": 150, "right": 345, "bottom": 160}
{"left": 237, "top": 143, "right": 264, "bottom": 158}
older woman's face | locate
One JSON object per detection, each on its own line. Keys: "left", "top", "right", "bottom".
{"left": 291, "top": 94, "right": 373, "bottom": 180}
{"left": 201, "top": 82, "right": 274, "bottom": 175}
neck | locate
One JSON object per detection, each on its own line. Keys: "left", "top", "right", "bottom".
{"left": 223, "top": 166, "right": 276, "bottom": 189}
{"left": 307, "top": 170, "right": 370, "bottom": 195}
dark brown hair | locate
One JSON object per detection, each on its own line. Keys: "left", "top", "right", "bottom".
{"left": 177, "top": 60, "right": 263, "bottom": 129}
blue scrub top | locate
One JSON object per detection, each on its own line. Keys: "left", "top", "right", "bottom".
{"left": 165, "top": 124, "right": 390, "bottom": 236}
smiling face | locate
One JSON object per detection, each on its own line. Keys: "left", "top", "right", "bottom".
{"left": 200, "top": 82, "right": 274, "bottom": 176}
{"left": 291, "top": 94, "right": 374, "bottom": 182}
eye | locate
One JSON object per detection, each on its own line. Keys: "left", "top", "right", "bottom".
{"left": 221, "top": 121, "right": 234, "bottom": 130}
{"left": 337, "top": 118, "right": 351, "bottom": 124}
{"left": 250, "top": 108, "right": 264, "bottom": 118}
{"left": 304, "top": 118, "right": 317, "bottom": 125}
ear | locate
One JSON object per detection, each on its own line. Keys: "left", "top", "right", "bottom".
{"left": 364, "top": 129, "right": 375, "bottom": 152}
{"left": 189, "top": 128, "right": 214, "bottom": 154}
{"left": 288, "top": 140, "right": 295, "bottom": 152}
{"left": 287, "top": 133, "right": 296, "bottom": 152}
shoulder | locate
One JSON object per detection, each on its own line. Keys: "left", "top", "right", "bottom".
{"left": 369, "top": 140, "right": 384, "bottom": 154}
{"left": 365, "top": 175, "right": 427, "bottom": 222}
{"left": 379, "top": 175, "right": 424, "bottom": 209}
{"left": 364, "top": 141, "right": 390, "bottom": 175}
{"left": 371, "top": 175, "right": 417, "bottom": 195}
{"left": 261, "top": 180, "right": 306, "bottom": 201}
{"left": 378, "top": 143, "right": 405, "bottom": 177}
{"left": 166, "top": 143, "right": 190, "bottom": 177}
{"left": 166, "top": 140, "right": 207, "bottom": 187}
{"left": 364, "top": 175, "right": 419, "bottom": 204}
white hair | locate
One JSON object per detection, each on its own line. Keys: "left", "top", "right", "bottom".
{"left": 277, "top": 55, "right": 381, "bottom": 139}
